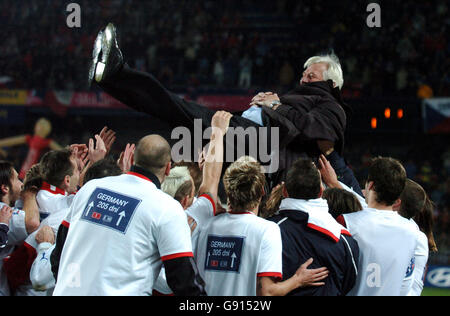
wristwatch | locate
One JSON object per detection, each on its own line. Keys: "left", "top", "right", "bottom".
{"left": 270, "top": 100, "right": 281, "bottom": 108}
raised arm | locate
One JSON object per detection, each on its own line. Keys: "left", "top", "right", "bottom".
{"left": 21, "top": 188, "right": 40, "bottom": 234}
{"left": 197, "top": 111, "right": 232, "bottom": 204}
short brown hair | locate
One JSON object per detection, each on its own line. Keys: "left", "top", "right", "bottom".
{"left": 367, "top": 157, "right": 406, "bottom": 206}
{"left": 39, "top": 149, "right": 75, "bottom": 187}
{"left": 173, "top": 161, "right": 202, "bottom": 195}
{"left": 285, "top": 158, "right": 321, "bottom": 200}
{"left": 223, "top": 157, "right": 266, "bottom": 212}
{"left": 323, "top": 188, "right": 362, "bottom": 219}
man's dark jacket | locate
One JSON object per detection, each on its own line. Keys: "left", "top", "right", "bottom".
{"left": 261, "top": 80, "right": 351, "bottom": 184}
{"left": 268, "top": 209, "right": 359, "bottom": 296}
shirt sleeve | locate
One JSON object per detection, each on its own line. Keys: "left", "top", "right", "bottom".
{"left": 257, "top": 223, "right": 283, "bottom": 279}
{"left": 408, "top": 232, "right": 429, "bottom": 296}
{"left": 157, "top": 201, "right": 194, "bottom": 261}
{"left": 30, "top": 243, "right": 56, "bottom": 291}
{"left": 7, "top": 209, "right": 28, "bottom": 246}
{"left": 185, "top": 194, "right": 215, "bottom": 228}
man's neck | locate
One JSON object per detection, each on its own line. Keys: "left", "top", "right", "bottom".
{"left": 367, "top": 200, "right": 394, "bottom": 211}
{"left": 228, "top": 206, "right": 259, "bottom": 215}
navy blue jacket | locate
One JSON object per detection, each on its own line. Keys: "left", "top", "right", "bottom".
{"left": 268, "top": 210, "right": 359, "bottom": 296}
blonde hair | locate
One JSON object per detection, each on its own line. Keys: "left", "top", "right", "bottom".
{"left": 161, "top": 166, "right": 193, "bottom": 202}
{"left": 223, "top": 156, "right": 266, "bottom": 212}
{"left": 304, "top": 54, "right": 344, "bottom": 90}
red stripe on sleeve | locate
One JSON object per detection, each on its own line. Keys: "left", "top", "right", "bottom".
{"left": 61, "top": 220, "right": 70, "bottom": 228}
{"left": 161, "top": 252, "right": 194, "bottom": 262}
{"left": 199, "top": 194, "right": 217, "bottom": 216}
{"left": 257, "top": 272, "right": 283, "bottom": 280}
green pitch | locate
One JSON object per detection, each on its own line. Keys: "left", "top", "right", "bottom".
{"left": 422, "top": 287, "right": 450, "bottom": 296}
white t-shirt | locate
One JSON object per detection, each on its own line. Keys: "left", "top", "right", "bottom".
{"left": 37, "top": 182, "right": 74, "bottom": 221}
{"left": 195, "top": 212, "right": 283, "bottom": 296}
{"left": 343, "top": 208, "right": 418, "bottom": 296}
{"left": 153, "top": 194, "right": 216, "bottom": 296}
{"left": 400, "top": 219, "right": 429, "bottom": 296}
{"left": 15, "top": 187, "right": 74, "bottom": 297}
{"left": 0, "top": 202, "right": 28, "bottom": 296}
{"left": 53, "top": 172, "right": 194, "bottom": 296}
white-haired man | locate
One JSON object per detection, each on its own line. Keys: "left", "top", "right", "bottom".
{"left": 90, "top": 23, "right": 351, "bottom": 186}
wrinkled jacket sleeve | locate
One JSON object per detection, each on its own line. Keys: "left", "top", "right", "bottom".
{"left": 276, "top": 96, "right": 346, "bottom": 144}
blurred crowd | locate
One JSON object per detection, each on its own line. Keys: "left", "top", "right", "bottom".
{"left": 0, "top": 0, "right": 449, "bottom": 97}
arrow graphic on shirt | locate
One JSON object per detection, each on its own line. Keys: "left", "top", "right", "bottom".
{"left": 116, "top": 211, "right": 126, "bottom": 226}
{"left": 231, "top": 253, "right": 237, "bottom": 268}
{"left": 85, "top": 202, "right": 94, "bottom": 217}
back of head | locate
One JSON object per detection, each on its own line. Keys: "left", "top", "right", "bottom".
{"left": 304, "top": 53, "right": 344, "bottom": 90}
{"left": 223, "top": 156, "right": 265, "bottom": 212}
{"left": 173, "top": 161, "right": 202, "bottom": 195}
{"left": 39, "top": 149, "right": 74, "bottom": 187}
{"left": 0, "top": 160, "right": 14, "bottom": 201}
{"left": 161, "top": 166, "right": 193, "bottom": 203}
{"left": 23, "top": 163, "right": 43, "bottom": 192}
{"left": 285, "top": 158, "right": 321, "bottom": 200}
{"left": 134, "top": 135, "right": 171, "bottom": 176}
{"left": 84, "top": 157, "right": 123, "bottom": 184}
{"left": 367, "top": 157, "right": 406, "bottom": 206}
{"left": 323, "top": 188, "right": 363, "bottom": 219}
{"left": 400, "top": 179, "right": 438, "bottom": 252}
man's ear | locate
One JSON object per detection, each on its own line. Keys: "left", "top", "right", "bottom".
{"left": 62, "top": 175, "right": 71, "bottom": 190}
{"left": 165, "top": 162, "right": 172, "bottom": 177}
{"left": 1, "top": 184, "right": 9, "bottom": 195}
{"left": 318, "top": 183, "right": 324, "bottom": 198}
{"left": 392, "top": 199, "right": 402, "bottom": 212}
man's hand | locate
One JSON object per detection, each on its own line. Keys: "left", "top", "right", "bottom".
{"left": 318, "top": 155, "right": 341, "bottom": 188}
{"left": 117, "top": 143, "right": 135, "bottom": 173}
{"left": 99, "top": 126, "right": 116, "bottom": 155}
{"left": 250, "top": 92, "right": 280, "bottom": 108}
{"left": 0, "top": 205, "right": 13, "bottom": 225}
{"left": 88, "top": 135, "right": 107, "bottom": 164}
{"left": 35, "top": 225, "right": 55, "bottom": 245}
{"left": 69, "top": 144, "right": 89, "bottom": 172}
{"left": 294, "top": 258, "right": 329, "bottom": 288}
{"left": 211, "top": 111, "right": 233, "bottom": 135}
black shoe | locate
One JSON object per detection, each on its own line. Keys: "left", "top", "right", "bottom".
{"left": 88, "top": 23, "right": 124, "bottom": 86}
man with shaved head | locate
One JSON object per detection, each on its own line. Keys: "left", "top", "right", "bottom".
{"left": 52, "top": 135, "right": 206, "bottom": 296}
{"left": 133, "top": 135, "right": 172, "bottom": 182}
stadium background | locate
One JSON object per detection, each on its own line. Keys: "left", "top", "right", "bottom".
{"left": 0, "top": 0, "right": 448, "bottom": 295}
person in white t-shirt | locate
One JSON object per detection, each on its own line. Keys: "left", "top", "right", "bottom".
{"left": 195, "top": 156, "right": 329, "bottom": 296}
{"left": 29, "top": 157, "right": 123, "bottom": 294}
{"left": 154, "top": 111, "right": 231, "bottom": 296}
{"left": 53, "top": 135, "right": 206, "bottom": 296}
{"left": 396, "top": 179, "right": 437, "bottom": 296}
{"left": 318, "top": 154, "right": 436, "bottom": 296}
{"left": 334, "top": 157, "right": 418, "bottom": 296}
{"left": 0, "top": 160, "right": 40, "bottom": 296}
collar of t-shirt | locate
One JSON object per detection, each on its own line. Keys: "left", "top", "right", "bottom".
{"left": 128, "top": 165, "right": 161, "bottom": 189}
{"left": 278, "top": 198, "right": 351, "bottom": 242}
